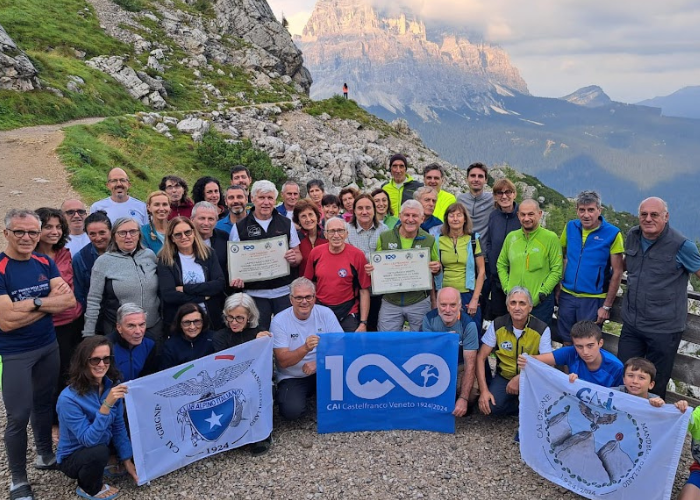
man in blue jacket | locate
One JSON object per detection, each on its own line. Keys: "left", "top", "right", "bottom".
{"left": 108, "top": 304, "right": 158, "bottom": 382}
{"left": 558, "top": 191, "right": 624, "bottom": 344}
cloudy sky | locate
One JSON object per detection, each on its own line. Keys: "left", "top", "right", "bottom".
{"left": 267, "top": 0, "right": 700, "bottom": 103}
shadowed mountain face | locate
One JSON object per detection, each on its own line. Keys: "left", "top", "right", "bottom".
{"left": 637, "top": 86, "right": 700, "bottom": 120}
{"left": 295, "top": 0, "right": 700, "bottom": 238}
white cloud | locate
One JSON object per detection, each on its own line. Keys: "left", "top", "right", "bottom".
{"left": 270, "top": 0, "right": 700, "bottom": 101}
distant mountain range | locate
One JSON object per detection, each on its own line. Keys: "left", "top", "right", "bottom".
{"left": 637, "top": 86, "right": 700, "bottom": 120}
{"left": 296, "top": 0, "right": 700, "bottom": 239}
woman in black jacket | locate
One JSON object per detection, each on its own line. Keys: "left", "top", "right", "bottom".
{"left": 486, "top": 178, "right": 521, "bottom": 319}
{"left": 160, "top": 303, "right": 215, "bottom": 370}
{"left": 157, "top": 217, "right": 225, "bottom": 333}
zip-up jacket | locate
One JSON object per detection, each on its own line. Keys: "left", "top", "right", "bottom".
{"left": 377, "top": 227, "right": 434, "bottom": 307}
{"left": 83, "top": 249, "right": 160, "bottom": 336}
{"left": 108, "top": 330, "right": 158, "bottom": 382}
{"left": 159, "top": 329, "right": 215, "bottom": 370}
{"left": 562, "top": 217, "right": 620, "bottom": 295}
{"left": 457, "top": 191, "right": 494, "bottom": 248}
{"left": 496, "top": 225, "right": 563, "bottom": 307}
{"left": 56, "top": 376, "right": 132, "bottom": 464}
{"left": 493, "top": 314, "right": 548, "bottom": 380}
{"left": 72, "top": 243, "right": 100, "bottom": 310}
{"left": 486, "top": 203, "right": 520, "bottom": 277}
{"left": 157, "top": 251, "right": 225, "bottom": 330}
{"left": 382, "top": 175, "right": 424, "bottom": 217}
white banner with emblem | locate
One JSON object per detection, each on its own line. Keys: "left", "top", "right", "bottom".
{"left": 519, "top": 355, "right": 691, "bottom": 500}
{"left": 124, "top": 337, "right": 273, "bottom": 485}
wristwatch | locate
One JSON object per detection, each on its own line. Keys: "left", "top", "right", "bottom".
{"left": 33, "top": 298, "right": 42, "bottom": 310}
{"left": 602, "top": 305, "right": 612, "bottom": 312}
{"left": 359, "top": 320, "right": 368, "bottom": 325}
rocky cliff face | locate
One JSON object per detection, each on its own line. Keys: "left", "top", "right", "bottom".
{"left": 560, "top": 85, "right": 612, "bottom": 108}
{"left": 0, "top": 23, "right": 40, "bottom": 91}
{"left": 296, "top": 0, "right": 528, "bottom": 119}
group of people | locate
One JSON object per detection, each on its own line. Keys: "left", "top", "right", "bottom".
{"left": 2, "top": 153, "right": 700, "bottom": 500}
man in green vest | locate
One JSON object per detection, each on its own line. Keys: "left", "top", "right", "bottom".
{"left": 370, "top": 200, "right": 441, "bottom": 331}
{"left": 477, "top": 287, "right": 552, "bottom": 416}
{"left": 381, "top": 154, "right": 424, "bottom": 218}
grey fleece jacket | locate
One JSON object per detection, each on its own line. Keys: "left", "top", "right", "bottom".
{"left": 457, "top": 191, "right": 494, "bottom": 253}
{"left": 83, "top": 248, "right": 161, "bottom": 336}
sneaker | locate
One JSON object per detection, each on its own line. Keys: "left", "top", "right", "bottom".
{"left": 76, "top": 483, "right": 120, "bottom": 500}
{"left": 9, "top": 483, "right": 34, "bottom": 500}
{"left": 34, "top": 453, "right": 57, "bottom": 470}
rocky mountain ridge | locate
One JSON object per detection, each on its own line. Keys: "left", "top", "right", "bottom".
{"left": 296, "top": 0, "right": 528, "bottom": 120}
{"left": 560, "top": 85, "right": 612, "bottom": 108}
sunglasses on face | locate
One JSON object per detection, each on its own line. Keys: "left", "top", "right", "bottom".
{"left": 88, "top": 355, "right": 114, "bottom": 367}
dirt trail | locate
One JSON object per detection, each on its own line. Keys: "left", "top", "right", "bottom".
{"left": 0, "top": 118, "right": 104, "bottom": 251}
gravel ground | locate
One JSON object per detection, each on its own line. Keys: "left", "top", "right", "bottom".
{"left": 0, "top": 398, "right": 694, "bottom": 500}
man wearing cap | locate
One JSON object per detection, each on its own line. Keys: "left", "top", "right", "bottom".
{"left": 381, "top": 154, "right": 424, "bottom": 218}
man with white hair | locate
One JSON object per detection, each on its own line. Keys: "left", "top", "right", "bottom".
{"left": 229, "top": 180, "right": 302, "bottom": 330}
{"left": 108, "top": 303, "right": 157, "bottom": 383}
{"left": 191, "top": 201, "right": 230, "bottom": 293}
{"left": 271, "top": 278, "right": 342, "bottom": 421}
{"left": 370, "top": 200, "right": 442, "bottom": 332}
{"left": 276, "top": 181, "right": 300, "bottom": 221}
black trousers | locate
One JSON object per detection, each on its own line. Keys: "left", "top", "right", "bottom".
{"left": 58, "top": 445, "right": 110, "bottom": 495}
{"left": 276, "top": 376, "right": 316, "bottom": 421}
{"left": 617, "top": 324, "right": 683, "bottom": 399}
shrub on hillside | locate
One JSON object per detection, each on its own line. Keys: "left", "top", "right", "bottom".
{"left": 196, "top": 132, "right": 286, "bottom": 187}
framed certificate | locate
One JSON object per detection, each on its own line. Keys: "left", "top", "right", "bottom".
{"left": 369, "top": 248, "right": 432, "bottom": 294}
{"left": 227, "top": 236, "right": 290, "bottom": 283}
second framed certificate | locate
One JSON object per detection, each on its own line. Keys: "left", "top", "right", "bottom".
{"left": 369, "top": 248, "right": 432, "bottom": 295}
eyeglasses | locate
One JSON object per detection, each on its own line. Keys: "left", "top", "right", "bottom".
{"left": 291, "top": 294, "right": 315, "bottom": 303}
{"left": 172, "top": 229, "right": 194, "bottom": 240}
{"left": 225, "top": 315, "right": 248, "bottom": 324}
{"left": 494, "top": 190, "right": 514, "bottom": 196}
{"left": 7, "top": 229, "right": 41, "bottom": 239}
{"left": 181, "top": 319, "right": 203, "bottom": 327}
{"left": 64, "top": 209, "right": 87, "bottom": 216}
{"left": 88, "top": 355, "right": 113, "bottom": 367}
{"left": 325, "top": 229, "right": 346, "bottom": 235}
{"left": 107, "top": 178, "right": 129, "bottom": 184}
{"left": 165, "top": 184, "right": 183, "bottom": 191}
{"left": 115, "top": 229, "right": 139, "bottom": 238}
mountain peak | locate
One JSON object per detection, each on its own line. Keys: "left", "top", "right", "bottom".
{"left": 560, "top": 85, "right": 612, "bottom": 108}
{"left": 297, "top": 0, "right": 529, "bottom": 117}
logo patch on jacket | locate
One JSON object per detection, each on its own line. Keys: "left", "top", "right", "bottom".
{"left": 500, "top": 341, "right": 514, "bottom": 351}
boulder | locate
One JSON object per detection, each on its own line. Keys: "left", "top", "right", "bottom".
{"left": 0, "top": 23, "right": 41, "bottom": 91}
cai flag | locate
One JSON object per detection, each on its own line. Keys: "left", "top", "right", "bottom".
{"left": 519, "top": 355, "right": 691, "bottom": 500}
{"left": 124, "top": 337, "right": 273, "bottom": 485}
{"left": 316, "top": 331, "right": 458, "bottom": 434}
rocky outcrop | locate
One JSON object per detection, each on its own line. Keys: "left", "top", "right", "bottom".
{"left": 86, "top": 56, "right": 167, "bottom": 109}
{"left": 85, "top": 0, "right": 311, "bottom": 109}
{"left": 560, "top": 86, "right": 612, "bottom": 108}
{"left": 296, "top": 0, "right": 528, "bottom": 119}
{"left": 134, "top": 105, "right": 469, "bottom": 195}
{"left": 0, "top": 23, "right": 41, "bottom": 91}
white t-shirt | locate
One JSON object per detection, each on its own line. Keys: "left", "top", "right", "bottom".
{"left": 271, "top": 305, "right": 342, "bottom": 382}
{"left": 482, "top": 321, "right": 553, "bottom": 354}
{"left": 65, "top": 233, "right": 90, "bottom": 256}
{"left": 228, "top": 216, "right": 300, "bottom": 299}
{"left": 90, "top": 196, "right": 148, "bottom": 226}
{"left": 179, "top": 253, "right": 206, "bottom": 309}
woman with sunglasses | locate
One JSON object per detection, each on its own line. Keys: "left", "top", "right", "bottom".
{"left": 160, "top": 303, "right": 215, "bottom": 370}
{"left": 486, "top": 179, "right": 520, "bottom": 319}
{"left": 83, "top": 217, "right": 162, "bottom": 343}
{"left": 213, "top": 293, "right": 271, "bottom": 456}
{"left": 157, "top": 217, "right": 225, "bottom": 333}
{"left": 56, "top": 335, "right": 138, "bottom": 500}
{"left": 140, "top": 190, "right": 171, "bottom": 255}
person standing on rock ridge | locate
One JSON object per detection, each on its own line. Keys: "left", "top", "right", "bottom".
{"left": 343, "top": 82, "right": 348, "bottom": 99}
{"left": 382, "top": 153, "right": 423, "bottom": 218}
{"left": 90, "top": 167, "right": 148, "bottom": 226}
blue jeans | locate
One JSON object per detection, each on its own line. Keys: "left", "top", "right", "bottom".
{"left": 460, "top": 290, "right": 483, "bottom": 338}
{"left": 531, "top": 292, "right": 555, "bottom": 326}
{"left": 485, "top": 374, "right": 519, "bottom": 416}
